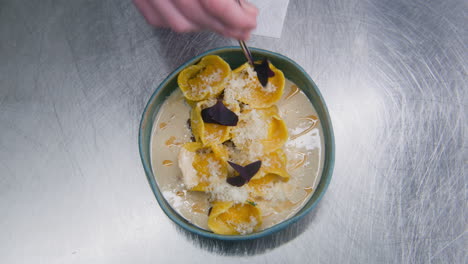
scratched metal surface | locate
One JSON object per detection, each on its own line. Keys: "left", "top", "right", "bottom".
{"left": 0, "top": 0, "right": 466, "bottom": 263}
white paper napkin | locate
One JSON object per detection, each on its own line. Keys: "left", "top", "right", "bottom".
{"left": 249, "top": 0, "right": 290, "bottom": 38}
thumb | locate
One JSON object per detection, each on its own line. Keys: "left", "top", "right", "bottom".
{"left": 239, "top": 0, "right": 258, "bottom": 16}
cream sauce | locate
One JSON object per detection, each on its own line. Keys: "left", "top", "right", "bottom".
{"left": 150, "top": 80, "right": 324, "bottom": 231}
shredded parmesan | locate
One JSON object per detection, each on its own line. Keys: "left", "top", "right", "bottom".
{"left": 206, "top": 157, "right": 222, "bottom": 178}
{"left": 247, "top": 141, "right": 264, "bottom": 161}
{"left": 262, "top": 155, "right": 272, "bottom": 167}
{"left": 231, "top": 215, "right": 258, "bottom": 235}
{"left": 207, "top": 179, "right": 249, "bottom": 203}
{"left": 245, "top": 65, "right": 257, "bottom": 80}
{"left": 190, "top": 83, "right": 213, "bottom": 98}
{"left": 262, "top": 82, "right": 277, "bottom": 93}
{"left": 190, "top": 69, "right": 223, "bottom": 98}
{"left": 261, "top": 182, "right": 290, "bottom": 202}
{"left": 178, "top": 147, "right": 198, "bottom": 188}
{"left": 162, "top": 190, "right": 184, "bottom": 209}
{"left": 204, "top": 129, "right": 224, "bottom": 142}
{"left": 231, "top": 109, "right": 268, "bottom": 158}
{"left": 187, "top": 156, "right": 249, "bottom": 204}
{"left": 200, "top": 69, "right": 222, "bottom": 84}
{"left": 223, "top": 66, "right": 259, "bottom": 103}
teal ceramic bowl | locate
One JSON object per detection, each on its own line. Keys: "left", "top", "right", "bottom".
{"left": 139, "top": 46, "right": 335, "bottom": 240}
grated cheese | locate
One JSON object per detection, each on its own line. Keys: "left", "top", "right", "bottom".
{"left": 191, "top": 83, "right": 213, "bottom": 98}
{"left": 245, "top": 65, "right": 257, "bottom": 80}
{"left": 262, "top": 82, "right": 277, "bottom": 93}
{"left": 224, "top": 76, "right": 248, "bottom": 102}
{"left": 178, "top": 147, "right": 198, "bottom": 188}
{"left": 207, "top": 179, "right": 249, "bottom": 203}
{"left": 203, "top": 129, "right": 224, "bottom": 143}
{"left": 231, "top": 215, "right": 258, "bottom": 235}
{"left": 262, "top": 155, "right": 272, "bottom": 167}
{"left": 261, "top": 182, "right": 291, "bottom": 202}
{"left": 206, "top": 157, "right": 222, "bottom": 178}
{"left": 185, "top": 156, "right": 247, "bottom": 204}
{"left": 223, "top": 66, "right": 258, "bottom": 103}
{"left": 190, "top": 69, "right": 223, "bottom": 98}
{"left": 231, "top": 109, "right": 268, "bottom": 158}
{"left": 247, "top": 141, "right": 264, "bottom": 161}
{"left": 162, "top": 190, "right": 184, "bottom": 209}
{"left": 226, "top": 145, "right": 247, "bottom": 165}
{"left": 200, "top": 69, "right": 222, "bottom": 84}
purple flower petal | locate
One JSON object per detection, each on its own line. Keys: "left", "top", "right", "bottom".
{"left": 201, "top": 100, "right": 238, "bottom": 126}
{"left": 253, "top": 58, "right": 275, "bottom": 87}
{"left": 227, "top": 161, "right": 246, "bottom": 177}
{"left": 226, "top": 160, "right": 262, "bottom": 187}
{"left": 226, "top": 176, "right": 247, "bottom": 187}
{"left": 243, "top": 161, "right": 262, "bottom": 179}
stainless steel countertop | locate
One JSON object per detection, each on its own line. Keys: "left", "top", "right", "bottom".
{"left": 0, "top": 0, "right": 466, "bottom": 263}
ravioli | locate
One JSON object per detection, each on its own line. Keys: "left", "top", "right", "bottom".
{"left": 224, "top": 62, "right": 285, "bottom": 108}
{"left": 178, "top": 55, "right": 231, "bottom": 101}
{"left": 230, "top": 106, "right": 288, "bottom": 156}
{"left": 247, "top": 149, "right": 290, "bottom": 196}
{"left": 262, "top": 115, "right": 288, "bottom": 154}
{"left": 191, "top": 100, "right": 240, "bottom": 146}
{"left": 210, "top": 143, "right": 229, "bottom": 162}
{"left": 256, "top": 148, "right": 289, "bottom": 180}
{"left": 247, "top": 174, "right": 282, "bottom": 197}
{"left": 208, "top": 201, "right": 262, "bottom": 235}
{"left": 174, "top": 56, "right": 305, "bottom": 236}
{"left": 178, "top": 142, "right": 227, "bottom": 192}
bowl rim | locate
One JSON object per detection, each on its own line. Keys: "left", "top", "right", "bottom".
{"left": 138, "top": 46, "right": 335, "bottom": 240}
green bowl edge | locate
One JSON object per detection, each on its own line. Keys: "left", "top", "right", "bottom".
{"left": 138, "top": 46, "right": 335, "bottom": 241}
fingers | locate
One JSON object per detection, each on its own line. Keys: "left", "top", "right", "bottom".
{"left": 200, "top": 0, "right": 258, "bottom": 32}
{"left": 133, "top": 0, "right": 258, "bottom": 39}
{"left": 172, "top": 0, "right": 225, "bottom": 31}
{"left": 149, "top": 0, "right": 200, "bottom": 32}
{"left": 171, "top": 0, "right": 246, "bottom": 40}
{"left": 133, "top": 0, "right": 164, "bottom": 27}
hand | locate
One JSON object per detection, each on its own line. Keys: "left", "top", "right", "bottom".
{"left": 133, "top": 0, "right": 258, "bottom": 40}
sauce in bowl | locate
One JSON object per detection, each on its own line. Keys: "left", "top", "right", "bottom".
{"left": 150, "top": 78, "right": 324, "bottom": 232}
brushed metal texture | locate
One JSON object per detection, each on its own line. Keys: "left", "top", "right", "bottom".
{"left": 0, "top": 0, "right": 465, "bottom": 263}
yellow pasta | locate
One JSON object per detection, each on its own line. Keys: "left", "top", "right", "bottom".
{"left": 178, "top": 55, "right": 231, "bottom": 101}
{"left": 247, "top": 149, "right": 290, "bottom": 197}
{"left": 210, "top": 144, "right": 229, "bottom": 162}
{"left": 179, "top": 142, "right": 227, "bottom": 192}
{"left": 176, "top": 56, "right": 296, "bottom": 235}
{"left": 191, "top": 100, "right": 239, "bottom": 146}
{"left": 262, "top": 115, "right": 288, "bottom": 154}
{"left": 256, "top": 148, "right": 290, "bottom": 180}
{"left": 208, "top": 201, "right": 262, "bottom": 235}
{"left": 247, "top": 174, "right": 282, "bottom": 197}
{"left": 226, "top": 62, "right": 285, "bottom": 108}
{"left": 230, "top": 106, "right": 288, "bottom": 156}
